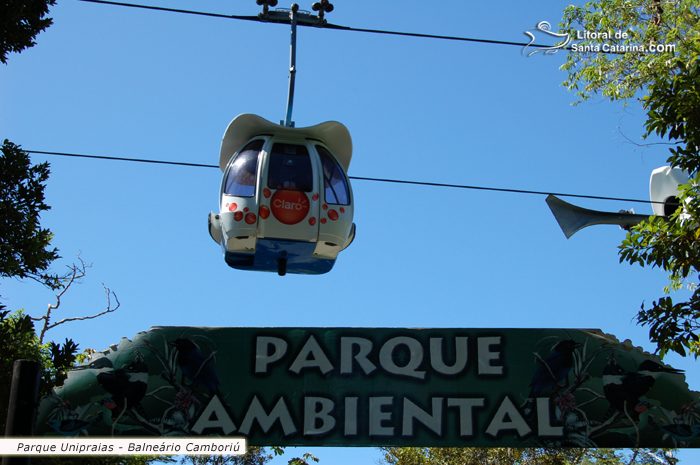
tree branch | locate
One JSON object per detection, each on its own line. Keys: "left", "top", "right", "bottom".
{"left": 43, "top": 284, "right": 120, "bottom": 336}
{"left": 34, "top": 257, "right": 89, "bottom": 343}
{"left": 627, "top": 449, "right": 639, "bottom": 465}
{"left": 30, "top": 254, "right": 120, "bottom": 344}
{"left": 638, "top": 449, "right": 677, "bottom": 465}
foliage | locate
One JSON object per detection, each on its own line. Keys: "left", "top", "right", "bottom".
{"left": 619, "top": 57, "right": 700, "bottom": 357}
{"left": 559, "top": 0, "right": 700, "bottom": 103}
{"left": 176, "top": 448, "right": 318, "bottom": 465}
{"left": 642, "top": 56, "right": 700, "bottom": 174}
{"left": 0, "top": 140, "right": 61, "bottom": 294}
{"left": 0, "top": 308, "right": 80, "bottom": 435}
{"left": 31, "top": 456, "right": 177, "bottom": 465}
{"left": 178, "top": 448, "right": 273, "bottom": 465}
{"left": 559, "top": 0, "right": 700, "bottom": 357}
{"left": 285, "top": 452, "right": 319, "bottom": 465}
{"left": 0, "top": 0, "right": 56, "bottom": 64}
{"left": 0, "top": 142, "right": 159, "bottom": 465}
{"left": 378, "top": 447, "right": 678, "bottom": 465}
{"left": 0, "top": 141, "right": 81, "bottom": 433}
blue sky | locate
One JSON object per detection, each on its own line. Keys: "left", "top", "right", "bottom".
{"left": 1, "top": 0, "right": 699, "bottom": 462}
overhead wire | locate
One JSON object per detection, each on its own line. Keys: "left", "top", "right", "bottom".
{"left": 56, "top": 2, "right": 643, "bottom": 204}
{"left": 26, "top": 150, "right": 657, "bottom": 205}
{"left": 77, "top": 0, "right": 260, "bottom": 22}
{"left": 75, "top": 0, "right": 572, "bottom": 51}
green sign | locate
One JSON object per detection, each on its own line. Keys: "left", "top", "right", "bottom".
{"left": 36, "top": 327, "right": 700, "bottom": 448}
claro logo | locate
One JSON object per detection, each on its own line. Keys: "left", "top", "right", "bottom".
{"left": 273, "top": 199, "right": 305, "bottom": 210}
{"left": 270, "top": 189, "right": 310, "bottom": 225}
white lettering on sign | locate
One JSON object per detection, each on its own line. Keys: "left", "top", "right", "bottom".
{"left": 344, "top": 397, "right": 358, "bottom": 436}
{"left": 430, "top": 337, "right": 468, "bottom": 375}
{"left": 191, "top": 396, "right": 237, "bottom": 435}
{"left": 340, "top": 337, "right": 376, "bottom": 375}
{"left": 369, "top": 397, "right": 394, "bottom": 436}
{"left": 402, "top": 397, "right": 443, "bottom": 436}
{"left": 254, "top": 335, "right": 502, "bottom": 379}
{"left": 209, "top": 394, "right": 563, "bottom": 440}
{"left": 379, "top": 337, "right": 426, "bottom": 380}
{"left": 485, "top": 396, "right": 531, "bottom": 438}
{"left": 238, "top": 396, "right": 297, "bottom": 436}
{"left": 447, "top": 398, "right": 485, "bottom": 436}
{"left": 537, "top": 398, "right": 564, "bottom": 436}
{"left": 289, "top": 335, "right": 334, "bottom": 375}
{"left": 477, "top": 336, "right": 503, "bottom": 375}
{"left": 255, "top": 337, "right": 288, "bottom": 373}
{"left": 304, "top": 397, "right": 336, "bottom": 435}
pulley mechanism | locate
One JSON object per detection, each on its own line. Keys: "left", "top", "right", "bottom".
{"left": 312, "top": 0, "right": 334, "bottom": 21}
{"left": 257, "top": 0, "right": 334, "bottom": 26}
{"left": 256, "top": 0, "right": 278, "bottom": 16}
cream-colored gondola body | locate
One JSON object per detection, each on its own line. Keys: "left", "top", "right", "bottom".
{"left": 208, "top": 114, "right": 355, "bottom": 275}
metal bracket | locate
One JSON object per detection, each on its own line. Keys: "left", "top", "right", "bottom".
{"left": 255, "top": 2, "right": 335, "bottom": 127}
{"left": 262, "top": 8, "right": 326, "bottom": 26}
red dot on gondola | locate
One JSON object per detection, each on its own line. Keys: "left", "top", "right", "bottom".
{"left": 260, "top": 205, "right": 270, "bottom": 219}
{"left": 328, "top": 209, "right": 339, "bottom": 221}
{"left": 264, "top": 188, "right": 272, "bottom": 198}
{"left": 312, "top": 193, "right": 319, "bottom": 201}
{"left": 244, "top": 207, "right": 249, "bottom": 212}
{"left": 234, "top": 211, "right": 243, "bottom": 221}
{"left": 340, "top": 207, "right": 345, "bottom": 213}
{"left": 321, "top": 218, "right": 327, "bottom": 224}
{"left": 229, "top": 203, "right": 237, "bottom": 212}
{"left": 309, "top": 217, "right": 317, "bottom": 226}
{"left": 245, "top": 213, "right": 257, "bottom": 224}
{"left": 322, "top": 204, "right": 328, "bottom": 211}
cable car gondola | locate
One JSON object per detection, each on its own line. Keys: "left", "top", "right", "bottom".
{"left": 207, "top": 2, "right": 354, "bottom": 275}
{"left": 208, "top": 114, "right": 355, "bottom": 275}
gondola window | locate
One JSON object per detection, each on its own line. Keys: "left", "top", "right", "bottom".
{"left": 224, "top": 139, "right": 264, "bottom": 197}
{"left": 268, "top": 143, "right": 313, "bottom": 192}
{"left": 318, "top": 146, "right": 350, "bottom": 205}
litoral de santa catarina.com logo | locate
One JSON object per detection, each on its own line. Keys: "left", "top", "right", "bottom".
{"left": 522, "top": 21, "right": 677, "bottom": 56}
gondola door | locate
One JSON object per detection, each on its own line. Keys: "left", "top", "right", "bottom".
{"left": 256, "top": 139, "right": 327, "bottom": 274}
{"left": 312, "top": 143, "right": 354, "bottom": 260}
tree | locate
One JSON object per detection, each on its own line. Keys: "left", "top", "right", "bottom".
{"left": 178, "top": 449, "right": 272, "bottom": 465}
{"left": 559, "top": 0, "right": 700, "bottom": 103}
{"left": 0, "top": 142, "right": 73, "bottom": 431}
{"left": 0, "top": 308, "right": 77, "bottom": 435}
{"left": 378, "top": 447, "right": 679, "bottom": 465}
{"left": 175, "top": 446, "right": 318, "bottom": 465}
{"left": 0, "top": 309, "right": 171, "bottom": 465}
{"left": 559, "top": 0, "right": 700, "bottom": 357}
{"left": 0, "top": 0, "right": 56, "bottom": 64}
{"left": 32, "top": 458, "right": 175, "bottom": 465}
{"left": 0, "top": 139, "right": 61, "bottom": 295}
{"left": 0, "top": 144, "right": 169, "bottom": 465}
{"left": 619, "top": 56, "right": 700, "bottom": 357}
